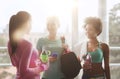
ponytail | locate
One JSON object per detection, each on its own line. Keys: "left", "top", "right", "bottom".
{"left": 9, "top": 11, "right": 31, "bottom": 55}
{"left": 9, "top": 15, "right": 18, "bottom": 55}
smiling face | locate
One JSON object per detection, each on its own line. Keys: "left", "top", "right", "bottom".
{"left": 47, "top": 22, "right": 58, "bottom": 35}
{"left": 46, "top": 16, "right": 60, "bottom": 35}
{"left": 85, "top": 24, "right": 98, "bottom": 39}
{"left": 83, "top": 17, "right": 102, "bottom": 39}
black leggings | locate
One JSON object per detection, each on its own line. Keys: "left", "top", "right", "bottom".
{"left": 82, "top": 73, "right": 90, "bottom": 79}
{"left": 82, "top": 73, "right": 105, "bottom": 79}
{"left": 42, "top": 78, "right": 74, "bottom": 79}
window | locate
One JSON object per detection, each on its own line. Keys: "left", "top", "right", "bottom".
{"left": 0, "top": 0, "right": 73, "bottom": 78}
{"left": 0, "top": 0, "right": 120, "bottom": 79}
{"left": 78, "top": 0, "right": 98, "bottom": 42}
{"left": 107, "top": 0, "right": 120, "bottom": 79}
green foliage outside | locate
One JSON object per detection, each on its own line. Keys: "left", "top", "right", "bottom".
{"left": 109, "top": 3, "right": 120, "bottom": 46}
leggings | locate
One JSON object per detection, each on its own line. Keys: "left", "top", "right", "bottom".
{"left": 82, "top": 73, "right": 105, "bottom": 79}
{"left": 42, "top": 78, "right": 74, "bottom": 79}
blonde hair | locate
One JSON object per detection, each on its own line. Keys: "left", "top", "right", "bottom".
{"left": 46, "top": 16, "right": 60, "bottom": 28}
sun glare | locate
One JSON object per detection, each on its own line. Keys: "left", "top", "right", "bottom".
{"left": 0, "top": 0, "right": 98, "bottom": 33}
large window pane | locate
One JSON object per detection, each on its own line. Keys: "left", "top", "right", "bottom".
{"left": 0, "top": 66, "right": 16, "bottom": 79}
{"left": 0, "top": 0, "right": 72, "bottom": 47}
{"left": 110, "top": 49, "right": 120, "bottom": 63}
{"left": 108, "top": 0, "right": 120, "bottom": 47}
{"left": 110, "top": 66, "right": 120, "bottom": 79}
{"left": 0, "top": 34, "right": 8, "bottom": 47}
{"left": 78, "top": 0, "right": 98, "bottom": 42}
{"left": 0, "top": 0, "right": 72, "bottom": 33}
{"left": 108, "top": 1, "right": 120, "bottom": 78}
{"left": 0, "top": 48, "right": 11, "bottom": 64}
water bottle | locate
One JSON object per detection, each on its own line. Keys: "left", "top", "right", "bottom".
{"left": 86, "top": 54, "right": 92, "bottom": 62}
{"left": 40, "top": 50, "right": 49, "bottom": 63}
{"left": 85, "top": 53, "right": 92, "bottom": 69}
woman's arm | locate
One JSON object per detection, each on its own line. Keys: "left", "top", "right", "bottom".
{"left": 19, "top": 43, "right": 43, "bottom": 77}
{"left": 101, "top": 43, "right": 111, "bottom": 79}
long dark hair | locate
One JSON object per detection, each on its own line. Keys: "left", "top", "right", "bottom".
{"left": 9, "top": 11, "right": 31, "bottom": 55}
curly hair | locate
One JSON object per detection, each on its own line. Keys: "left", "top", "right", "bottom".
{"left": 83, "top": 17, "right": 102, "bottom": 36}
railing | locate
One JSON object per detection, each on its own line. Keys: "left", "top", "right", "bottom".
{"left": 0, "top": 63, "right": 11, "bottom": 66}
{"left": 0, "top": 47, "right": 7, "bottom": 49}
{"left": 110, "top": 63, "right": 120, "bottom": 66}
{"left": 0, "top": 63, "right": 120, "bottom": 66}
{"left": 0, "top": 47, "right": 120, "bottom": 66}
{"left": 110, "top": 47, "right": 120, "bottom": 50}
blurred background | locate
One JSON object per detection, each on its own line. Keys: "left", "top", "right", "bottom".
{"left": 0, "top": 0, "right": 120, "bottom": 79}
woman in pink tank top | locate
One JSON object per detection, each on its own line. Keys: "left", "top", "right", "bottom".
{"left": 8, "top": 11, "right": 48, "bottom": 79}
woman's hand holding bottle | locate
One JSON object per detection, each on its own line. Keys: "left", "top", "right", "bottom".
{"left": 82, "top": 54, "right": 92, "bottom": 70}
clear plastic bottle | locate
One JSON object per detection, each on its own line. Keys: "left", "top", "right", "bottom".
{"left": 85, "top": 53, "right": 92, "bottom": 69}
{"left": 86, "top": 53, "right": 92, "bottom": 62}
